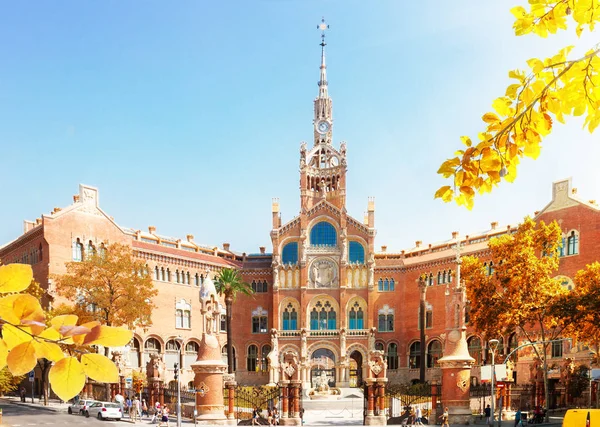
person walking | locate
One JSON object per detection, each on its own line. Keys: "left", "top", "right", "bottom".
{"left": 131, "top": 396, "right": 141, "bottom": 423}
{"left": 515, "top": 409, "right": 523, "bottom": 427}
{"left": 142, "top": 399, "right": 149, "bottom": 418}
{"left": 415, "top": 406, "right": 423, "bottom": 425}
{"left": 439, "top": 407, "right": 449, "bottom": 427}
{"left": 114, "top": 393, "right": 125, "bottom": 416}
{"left": 252, "top": 407, "right": 259, "bottom": 425}
{"left": 158, "top": 406, "right": 170, "bottom": 426}
{"left": 485, "top": 404, "right": 492, "bottom": 425}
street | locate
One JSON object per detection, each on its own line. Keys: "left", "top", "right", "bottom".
{"left": 2, "top": 400, "right": 141, "bottom": 426}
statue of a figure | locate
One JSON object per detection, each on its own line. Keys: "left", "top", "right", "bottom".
{"left": 340, "top": 328, "right": 347, "bottom": 357}
{"left": 316, "top": 371, "right": 330, "bottom": 392}
{"left": 368, "top": 327, "right": 376, "bottom": 351}
{"left": 300, "top": 142, "right": 307, "bottom": 168}
{"left": 205, "top": 310, "right": 214, "bottom": 334}
{"left": 268, "top": 329, "right": 279, "bottom": 367}
{"left": 341, "top": 229, "right": 348, "bottom": 261}
{"left": 301, "top": 229, "right": 308, "bottom": 263}
{"left": 273, "top": 267, "right": 280, "bottom": 288}
{"left": 301, "top": 328, "right": 308, "bottom": 359}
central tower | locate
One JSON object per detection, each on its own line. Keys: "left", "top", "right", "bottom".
{"left": 300, "top": 19, "right": 347, "bottom": 212}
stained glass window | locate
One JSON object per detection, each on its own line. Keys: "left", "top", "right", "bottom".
{"left": 310, "top": 222, "right": 337, "bottom": 246}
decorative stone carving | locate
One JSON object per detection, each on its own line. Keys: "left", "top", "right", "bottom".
{"left": 309, "top": 258, "right": 339, "bottom": 288}
{"left": 300, "top": 329, "right": 308, "bottom": 359}
{"left": 368, "top": 327, "right": 376, "bottom": 351}
{"left": 366, "top": 350, "right": 387, "bottom": 379}
{"left": 456, "top": 370, "right": 469, "bottom": 392}
{"left": 281, "top": 351, "right": 300, "bottom": 381}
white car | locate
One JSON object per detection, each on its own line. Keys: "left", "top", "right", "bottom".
{"left": 68, "top": 399, "right": 97, "bottom": 415}
{"left": 84, "top": 401, "right": 122, "bottom": 421}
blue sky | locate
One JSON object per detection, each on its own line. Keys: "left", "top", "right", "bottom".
{"left": 1, "top": 1, "right": 599, "bottom": 253}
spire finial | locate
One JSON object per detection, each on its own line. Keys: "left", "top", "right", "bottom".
{"left": 317, "top": 17, "right": 329, "bottom": 97}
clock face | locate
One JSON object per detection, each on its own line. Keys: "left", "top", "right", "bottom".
{"left": 317, "top": 120, "right": 330, "bottom": 134}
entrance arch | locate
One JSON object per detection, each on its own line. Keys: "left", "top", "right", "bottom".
{"left": 349, "top": 350, "right": 363, "bottom": 387}
{"left": 310, "top": 348, "right": 336, "bottom": 388}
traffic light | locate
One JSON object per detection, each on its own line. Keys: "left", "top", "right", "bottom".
{"left": 174, "top": 363, "right": 179, "bottom": 380}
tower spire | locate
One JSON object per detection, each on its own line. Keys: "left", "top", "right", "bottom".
{"left": 317, "top": 17, "right": 329, "bottom": 99}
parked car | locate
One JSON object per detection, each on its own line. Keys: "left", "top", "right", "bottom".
{"left": 68, "top": 399, "right": 96, "bottom": 415}
{"left": 84, "top": 401, "right": 122, "bottom": 421}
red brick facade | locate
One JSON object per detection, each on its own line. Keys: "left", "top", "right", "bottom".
{"left": 1, "top": 41, "right": 598, "bottom": 392}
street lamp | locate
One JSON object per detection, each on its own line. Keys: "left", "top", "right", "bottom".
{"left": 175, "top": 336, "right": 184, "bottom": 427}
{"left": 488, "top": 339, "right": 500, "bottom": 427}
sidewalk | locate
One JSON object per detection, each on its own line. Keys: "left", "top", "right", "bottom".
{"left": 0, "top": 396, "right": 202, "bottom": 425}
{"left": 0, "top": 396, "right": 68, "bottom": 413}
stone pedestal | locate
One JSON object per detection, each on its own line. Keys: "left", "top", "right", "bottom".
{"left": 191, "top": 334, "right": 235, "bottom": 426}
{"left": 438, "top": 327, "right": 475, "bottom": 425}
{"left": 364, "top": 350, "right": 388, "bottom": 426}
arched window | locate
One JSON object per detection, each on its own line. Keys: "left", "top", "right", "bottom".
{"left": 261, "top": 345, "right": 271, "bottom": 373}
{"left": 378, "top": 278, "right": 384, "bottom": 291}
{"left": 488, "top": 261, "right": 494, "bottom": 276}
{"left": 87, "top": 241, "right": 95, "bottom": 259}
{"left": 251, "top": 280, "right": 268, "bottom": 293}
{"left": 442, "top": 270, "right": 447, "bottom": 284}
{"left": 378, "top": 305, "right": 394, "bottom": 332}
{"left": 176, "top": 270, "right": 181, "bottom": 283}
{"left": 282, "top": 242, "right": 299, "bottom": 265}
{"left": 349, "top": 241, "right": 365, "bottom": 264}
{"left": 176, "top": 300, "right": 192, "bottom": 329}
{"left": 437, "top": 271, "right": 442, "bottom": 284}
{"left": 184, "top": 342, "right": 199, "bottom": 368}
{"left": 348, "top": 301, "right": 365, "bottom": 330}
{"left": 144, "top": 338, "right": 161, "bottom": 366}
{"left": 161, "top": 268, "right": 166, "bottom": 282}
{"left": 128, "top": 338, "right": 141, "bottom": 368}
{"left": 409, "top": 342, "right": 421, "bottom": 369}
{"left": 309, "top": 299, "right": 337, "bottom": 330}
{"left": 387, "top": 343, "right": 399, "bottom": 370}
{"left": 282, "top": 302, "right": 298, "bottom": 331}
{"left": 165, "top": 339, "right": 181, "bottom": 368}
{"left": 166, "top": 269, "right": 171, "bottom": 282}
{"left": 155, "top": 267, "right": 160, "bottom": 281}
{"left": 389, "top": 278, "right": 395, "bottom": 291}
{"left": 467, "top": 336, "right": 483, "bottom": 365}
{"left": 186, "top": 272, "right": 191, "bottom": 285}
{"left": 559, "top": 235, "right": 566, "bottom": 257}
{"left": 375, "top": 342, "right": 384, "bottom": 352}
{"left": 310, "top": 222, "right": 337, "bottom": 246}
{"left": 195, "top": 273, "right": 201, "bottom": 286}
{"left": 428, "top": 273, "right": 433, "bottom": 286}
{"left": 567, "top": 231, "right": 579, "bottom": 255}
{"left": 72, "top": 239, "right": 83, "bottom": 262}
{"left": 247, "top": 345, "right": 258, "bottom": 372}
{"left": 427, "top": 340, "right": 442, "bottom": 368}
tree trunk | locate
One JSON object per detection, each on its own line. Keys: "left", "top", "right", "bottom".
{"left": 543, "top": 352, "right": 550, "bottom": 422}
{"left": 226, "top": 296, "right": 234, "bottom": 374}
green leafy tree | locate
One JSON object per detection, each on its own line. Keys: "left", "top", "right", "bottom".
{"left": 436, "top": 1, "right": 600, "bottom": 208}
{"left": 215, "top": 268, "right": 253, "bottom": 374}
{"left": 463, "top": 217, "right": 575, "bottom": 419}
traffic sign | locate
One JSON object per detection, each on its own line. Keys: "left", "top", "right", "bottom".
{"left": 28, "top": 371, "right": 34, "bottom": 383}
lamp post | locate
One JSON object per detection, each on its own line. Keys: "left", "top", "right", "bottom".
{"left": 488, "top": 339, "right": 499, "bottom": 427}
{"left": 175, "top": 336, "right": 184, "bottom": 427}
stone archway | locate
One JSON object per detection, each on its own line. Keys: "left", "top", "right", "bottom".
{"left": 349, "top": 350, "right": 363, "bottom": 387}
{"left": 310, "top": 348, "right": 336, "bottom": 388}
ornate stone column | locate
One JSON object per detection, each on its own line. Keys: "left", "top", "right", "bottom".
{"left": 437, "top": 238, "right": 475, "bottom": 425}
{"left": 279, "top": 351, "right": 302, "bottom": 426}
{"left": 225, "top": 377, "right": 236, "bottom": 420}
{"left": 191, "top": 273, "right": 235, "bottom": 425}
{"left": 364, "top": 350, "right": 387, "bottom": 425}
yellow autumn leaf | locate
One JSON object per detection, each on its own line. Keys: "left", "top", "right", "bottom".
{"left": 460, "top": 136, "right": 472, "bottom": 147}
{"left": 0, "top": 340, "right": 8, "bottom": 369}
{"left": 510, "top": 6, "right": 527, "bottom": 19}
{"left": 7, "top": 341, "right": 37, "bottom": 376}
{"left": 49, "top": 357, "right": 86, "bottom": 402}
{"left": 39, "top": 327, "right": 61, "bottom": 341}
{"left": 32, "top": 340, "right": 64, "bottom": 362}
{"left": 83, "top": 325, "right": 133, "bottom": 347}
{"left": 482, "top": 112, "right": 500, "bottom": 123}
{"left": 0, "top": 295, "right": 22, "bottom": 324}
{"left": 0, "top": 264, "right": 33, "bottom": 294}
{"left": 3, "top": 324, "right": 33, "bottom": 350}
{"left": 50, "top": 315, "right": 79, "bottom": 330}
{"left": 80, "top": 353, "right": 119, "bottom": 383}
